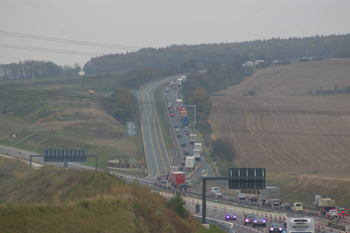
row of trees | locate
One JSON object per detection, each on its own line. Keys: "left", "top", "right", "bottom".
{"left": 83, "top": 34, "right": 350, "bottom": 75}
{"left": 0, "top": 60, "right": 81, "bottom": 81}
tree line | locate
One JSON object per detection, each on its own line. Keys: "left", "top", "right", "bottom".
{"left": 83, "top": 34, "right": 350, "bottom": 75}
{"left": 0, "top": 60, "right": 81, "bottom": 81}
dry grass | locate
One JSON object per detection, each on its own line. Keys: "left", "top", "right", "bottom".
{"left": 0, "top": 157, "right": 217, "bottom": 233}
{"left": 210, "top": 58, "right": 350, "bottom": 175}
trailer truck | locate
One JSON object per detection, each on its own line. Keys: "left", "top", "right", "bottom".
{"left": 182, "top": 117, "right": 189, "bottom": 127}
{"left": 189, "top": 134, "right": 197, "bottom": 144}
{"left": 170, "top": 172, "right": 185, "bottom": 188}
{"left": 260, "top": 187, "right": 280, "bottom": 204}
{"left": 185, "top": 156, "right": 195, "bottom": 171}
{"left": 180, "top": 110, "right": 187, "bottom": 120}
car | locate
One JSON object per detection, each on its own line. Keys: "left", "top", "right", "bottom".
{"left": 174, "top": 107, "right": 177, "bottom": 110}
{"left": 178, "top": 165, "right": 183, "bottom": 171}
{"left": 183, "top": 148, "right": 189, "bottom": 155}
{"left": 328, "top": 210, "right": 339, "bottom": 219}
{"left": 160, "top": 177, "right": 167, "bottom": 184}
{"left": 336, "top": 206, "right": 348, "bottom": 216}
{"left": 272, "top": 199, "right": 280, "bottom": 205}
{"left": 185, "top": 132, "right": 190, "bottom": 136}
{"left": 174, "top": 124, "right": 178, "bottom": 128}
{"left": 253, "top": 216, "right": 266, "bottom": 227}
{"left": 184, "top": 127, "right": 189, "bottom": 132}
{"left": 170, "top": 113, "right": 175, "bottom": 117}
{"left": 177, "top": 134, "right": 182, "bottom": 138}
{"left": 225, "top": 212, "right": 237, "bottom": 221}
{"left": 265, "top": 200, "right": 274, "bottom": 206}
{"left": 210, "top": 187, "right": 220, "bottom": 195}
{"left": 179, "top": 183, "right": 190, "bottom": 190}
{"left": 214, "top": 190, "right": 223, "bottom": 198}
{"left": 181, "top": 142, "right": 186, "bottom": 147}
{"left": 238, "top": 193, "right": 246, "bottom": 200}
{"left": 249, "top": 195, "right": 258, "bottom": 202}
{"left": 293, "top": 202, "right": 303, "bottom": 211}
{"left": 175, "top": 128, "right": 180, "bottom": 132}
{"left": 169, "top": 109, "right": 173, "bottom": 113}
{"left": 281, "top": 203, "right": 290, "bottom": 209}
{"left": 269, "top": 222, "right": 283, "bottom": 233}
{"left": 244, "top": 213, "right": 257, "bottom": 225}
{"left": 178, "top": 106, "right": 181, "bottom": 110}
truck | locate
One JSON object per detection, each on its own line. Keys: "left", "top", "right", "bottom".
{"left": 170, "top": 81, "right": 174, "bottom": 86}
{"left": 170, "top": 171, "right": 185, "bottom": 188}
{"left": 181, "top": 76, "right": 187, "bottom": 82}
{"left": 176, "top": 99, "right": 182, "bottom": 107}
{"left": 89, "top": 89, "right": 95, "bottom": 95}
{"left": 170, "top": 166, "right": 179, "bottom": 172}
{"left": 182, "top": 117, "right": 189, "bottom": 127}
{"left": 185, "top": 156, "right": 195, "bottom": 171}
{"left": 177, "top": 78, "right": 182, "bottom": 87}
{"left": 193, "top": 149, "right": 201, "bottom": 161}
{"left": 180, "top": 110, "right": 187, "bottom": 120}
{"left": 260, "top": 186, "right": 280, "bottom": 204}
{"left": 172, "top": 82, "right": 178, "bottom": 90}
{"left": 189, "top": 134, "right": 197, "bottom": 144}
{"left": 194, "top": 143, "right": 202, "bottom": 151}
{"left": 315, "top": 195, "right": 335, "bottom": 214}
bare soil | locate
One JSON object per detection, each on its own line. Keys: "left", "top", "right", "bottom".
{"left": 209, "top": 58, "right": 350, "bottom": 175}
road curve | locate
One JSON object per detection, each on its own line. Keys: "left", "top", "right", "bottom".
{"left": 138, "top": 76, "right": 180, "bottom": 179}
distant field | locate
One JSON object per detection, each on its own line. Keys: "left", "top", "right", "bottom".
{"left": 210, "top": 58, "right": 350, "bottom": 175}
{"left": 0, "top": 74, "right": 140, "bottom": 169}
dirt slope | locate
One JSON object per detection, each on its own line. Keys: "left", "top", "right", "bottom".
{"left": 210, "top": 58, "right": 350, "bottom": 175}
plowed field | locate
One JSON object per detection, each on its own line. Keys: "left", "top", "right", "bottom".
{"left": 210, "top": 58, "right": 350, "bottom": 175}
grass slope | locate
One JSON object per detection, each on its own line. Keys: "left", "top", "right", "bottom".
{"left": 0, "top": 157, "right": 224, "bottom": 233}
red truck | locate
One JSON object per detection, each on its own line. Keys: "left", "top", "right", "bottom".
{"left": 170, "top": 171, "right": 185, "bottom": 188}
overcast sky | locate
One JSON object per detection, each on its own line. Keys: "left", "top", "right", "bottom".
{"left": 1, "top": 0, "right": 349, "bottom": 67}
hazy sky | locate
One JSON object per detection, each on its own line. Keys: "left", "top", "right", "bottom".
{"left": 1, "top": 0, "right": 349, "bottom": 67}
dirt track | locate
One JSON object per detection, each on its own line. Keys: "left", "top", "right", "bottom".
{"left": 209, "top": 58, "right": 350, "bottom": 175}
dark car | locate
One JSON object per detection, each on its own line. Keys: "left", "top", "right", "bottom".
{"left": 178, "top": 165, "right": 183, "bottom": 171}
{"left": 177, "top": 134, "right": 182, "bottom": 138}
{"left": 169, "top": 109, "right": 173, "bottom": 113}
{"left": 225, "top": 212, "right": 237, "bottom": 221}
{"left": 281, "top": 203, "right": 290, "bottom": 209}
{"left": 174, "top": 124, "right": 178, "bottom": 128}
{"left": 269, "top": 222, "right": 282, "bottom": 232}
{"left": 249, "top": 195, "right": 258, "bottom": 202}
{"left": 253, "top": 216, "right": 266, "bottom": 227}
{"left": 185, "top": 132, "right": 190, "bottom": 136}
{"left": 178, "top": 183, "right": 190, "bottom": 190}
{"left": 181, "top": 142, "right": 186, "bottom": 147}
{"left": 265, "top": 200, "right": 275, "bottom": 206}
{"left": 238, "top": 193, "right": 246, "bottom": 200}
{"left": 170, "top": 113, "right": 175, "bottom": 117}
{"left": 244, "top": 213, "right": 256, "bottom": 225}
{"left": 183, "top": 148, "right": 189, "bottom": 155}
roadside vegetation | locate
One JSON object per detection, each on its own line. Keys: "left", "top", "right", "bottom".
{"left": 0, "top": 156, "right": 224, "bottom": 233}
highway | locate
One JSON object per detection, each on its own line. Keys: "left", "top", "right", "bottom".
{"left": 138, "top": 76, "right": 180, "bottom": 179}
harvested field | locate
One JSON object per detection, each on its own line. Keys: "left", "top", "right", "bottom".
{"left": 210, "top": 58, "right": 350, "bottom": 175}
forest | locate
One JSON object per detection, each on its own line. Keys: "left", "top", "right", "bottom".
{"left": 82, "top": 34, "right": 350, "bottom": 75}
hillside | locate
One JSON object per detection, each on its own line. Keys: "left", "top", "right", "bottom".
{"left": 0, "top": 74, "right": 142, "bottom": 170}
{"left": 0, "top": 156, "right": 222, "bottom": 233}
{"left": 210, "top": 58, "right": 350, "bottom": 175}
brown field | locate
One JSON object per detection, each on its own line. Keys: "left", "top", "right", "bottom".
{"left": 210, "top": 58, "right": 350, "bottom": 175}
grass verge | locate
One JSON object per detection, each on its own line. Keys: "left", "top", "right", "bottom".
{"left": 154, "top": 87, "right": 172, "bottom": 149}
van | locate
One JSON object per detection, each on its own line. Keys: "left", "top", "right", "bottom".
{"left": 293, "top": 202, "right": 303, "bottom": 211}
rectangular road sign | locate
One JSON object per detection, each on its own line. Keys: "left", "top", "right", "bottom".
{"left": 126, "top": 122, "right": 137, "bottom": 136}
{"left": 43, "top": 149, "right": 87, "bottom": 162}
{"left": 229, "top": 167, "right": 265, "bottom": 190}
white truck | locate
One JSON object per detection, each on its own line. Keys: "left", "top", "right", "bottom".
{"left": 260, "top": 186, "right": 280, "bottom": 204}
{"left": 193, "top": 149, "right": 201, "bottom": 161}
{"left": 194, "top": 143, "right": 202, "bottom": 151}
{"left": 315, "top": 195, "right": 335, "bottom": 214}
{"left": 189, "top": 134, "right": 197, "bottom": 144}
{"left": 170, "top": 81, "right": 174, "bottom": 86}
{"left": 181, "top": 76, "right": 187, "bottom": 82}
{"left": 176, "top": 99, "right": 182, "bottom": 107}
{"left": 177, "top": 78, "right": 182, "bottom": 87}
{"left": 185, "top": 156, "right": 195, "bottom": 171}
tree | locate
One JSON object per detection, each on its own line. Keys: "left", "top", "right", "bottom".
{"left": 187, "top": 87, "right": 212, "bottom": 120}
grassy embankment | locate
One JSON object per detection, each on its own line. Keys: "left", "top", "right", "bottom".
{"left": 0, "top": 74, "right": 141, "bottom": 172}
{"left": 0, "top": 156, "right": 224, "bottom": 233}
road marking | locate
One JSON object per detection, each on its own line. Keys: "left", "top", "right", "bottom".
{"left": 139, "top": 87, "right": 151, "bottom": 178}
{"left": 153, "top": 111, "right": 167, "bottom": 173}
{"left": 146, "top": 86, "right": 160, "bottom": 176}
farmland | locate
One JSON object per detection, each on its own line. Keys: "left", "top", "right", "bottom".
{"left": 209, "top": 58, "right": 350, "bottom": 175}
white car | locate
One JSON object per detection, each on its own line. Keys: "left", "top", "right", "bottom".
{"left": 210, "top": 187, "right": 220, "bottom": 195}
{"left": 175, "top": 128, "right": 180, "bottom": 132}
{"left": 328, "top": 210, "right": 339, "bottom": 219}
{"left": 214, "top": 190, "right": 222, "bottom": 197}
